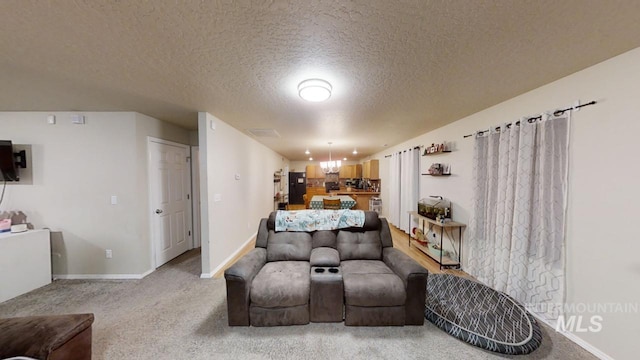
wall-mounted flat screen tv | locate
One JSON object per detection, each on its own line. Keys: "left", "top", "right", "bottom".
{"left": 0, "top": 140, "right": 19, "bottom": 181}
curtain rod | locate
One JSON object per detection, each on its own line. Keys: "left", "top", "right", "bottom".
{"left": 463, "top": 100, "right": 597, "bottom": 138}
{"left": 384, "top": 146, "right": 420, "bottom": 158}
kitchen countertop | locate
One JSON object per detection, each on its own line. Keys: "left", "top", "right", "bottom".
{"left": 331, "top": 191, "right": 380, "bottom": 196}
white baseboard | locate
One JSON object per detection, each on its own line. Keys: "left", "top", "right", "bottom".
{"left": 200, "top": 232, "right": 256, "bottom": 279}
{"left": 53, "top": 268, "right": 154, "bottom": 280}
{"left": 560, "top": 331, "right": 614, "bottom": 360}
{"left": 528, "top": 311, "right": 613, "bottom": 360}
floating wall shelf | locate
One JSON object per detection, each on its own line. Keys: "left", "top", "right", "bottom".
{"left": 422, "top": 150, "right": 451, "bottom": 156}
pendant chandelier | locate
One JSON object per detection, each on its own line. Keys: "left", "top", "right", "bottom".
{"left": 320, "top": 142, "right": 341, "bottom": 174}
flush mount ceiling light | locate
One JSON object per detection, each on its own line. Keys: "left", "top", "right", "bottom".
{"left": 305, "top": 149, "right": 310, "bottom": 155}
{"left": 298, "top": 79, "right": 332, "bottom": 102}
{"left": 352, "top": 149, "right": 358, "bottom": 155}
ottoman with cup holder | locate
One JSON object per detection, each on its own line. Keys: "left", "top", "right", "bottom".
{"left": 310, "top": 266, "right": 343, "bottom": 322}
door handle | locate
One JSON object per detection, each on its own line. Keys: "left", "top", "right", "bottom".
{"left": 155, "top": 209, "right": 163, "bottom": 214}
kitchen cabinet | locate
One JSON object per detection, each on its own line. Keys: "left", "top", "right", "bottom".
{"left": 353, "top": 164, "right": 362, "bottom": 178}
{"left": 363, "top": 160, "right": 379, "bottom": 179}
{"left": 339, "top": 164, "right": 361, "bottom": 179}
{"left": 306, "top": 165, "right": 316, "bottom": 179}
{"left": 306, "top": 165, "right": 326, "bottom": 179}
{"left": 339, "top": 165, "right": 351, "bottom": 179}
{"left": 370, "top": 160, "right": 379, "bottom": 179}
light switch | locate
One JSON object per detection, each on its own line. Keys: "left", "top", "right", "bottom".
{"left": 235, "top": 173, "right": 240, "bottom": 180}
{"left": 47, "top": 115, "right": 56, "bottom": 124}
{"left": 111, "top": 195, "right": 118, "bottom": 205}
{"left": 214, "top": 194, "right": 222, "bottom": 202}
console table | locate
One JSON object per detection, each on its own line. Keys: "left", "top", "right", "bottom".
{"left": 408, "top": 211, "right": 465, "bottom": 270}
{"left": 0, "top": 229, "right": 51, "bottom": 302}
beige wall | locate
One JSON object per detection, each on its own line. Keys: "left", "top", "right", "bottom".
{"left": 373, "top": 47, "right": 640, "bottom": 359}
{"left": 0, "top": 111, "right": 190, "bottom": 277}
{"left": 198, "top": 112, "right": 288, "bottom": 277}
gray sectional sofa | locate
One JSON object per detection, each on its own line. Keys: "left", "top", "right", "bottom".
{"left": 224, "top": 211, "right": 429, "bottom": 326}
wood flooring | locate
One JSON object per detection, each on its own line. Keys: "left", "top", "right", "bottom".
{"left": 388, "top": 223, "right": 469, "bottom": 277}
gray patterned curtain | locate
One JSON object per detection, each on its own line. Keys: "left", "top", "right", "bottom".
{"left": 467, "top": 113, "right": 569, "bottom": 320}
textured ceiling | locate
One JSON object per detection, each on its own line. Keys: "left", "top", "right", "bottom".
{"left": 2, "top": 1, "right": 640, "bottom": 161}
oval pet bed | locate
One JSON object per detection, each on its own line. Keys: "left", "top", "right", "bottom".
{"left": 425, "top": 274, "right": 542, "bottom": 355}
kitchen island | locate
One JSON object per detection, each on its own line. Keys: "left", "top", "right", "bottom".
{"left": 329, "top": 190, "right": 380, "bottom": 210}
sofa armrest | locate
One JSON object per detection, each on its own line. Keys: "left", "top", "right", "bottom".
{"left": 383, "top": 247, "right": 429, "bottom": 325}
{"left": 224, "top": 247, "right": 267, "bottom": 326}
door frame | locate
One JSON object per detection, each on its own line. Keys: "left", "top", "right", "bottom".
{"left": 147, "top": 137, "right": 193, "bottom": 269}
{"left": 190, "top": 146, "right": 201, "bottom": 248}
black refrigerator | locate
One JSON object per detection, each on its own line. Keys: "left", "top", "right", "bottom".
{"left": 288, "top": 172, "right": 307, "bottom": 204}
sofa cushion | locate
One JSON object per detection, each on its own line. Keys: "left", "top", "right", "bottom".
{"left": 310, "top": 247, "right": 340, "bottom": 267}
{"left": 341, "top": 259, "right": 395, "bottom": 275}
{"left": 251, "top": 261, "right": 310, "bottom": 308}
{"left": 266, "top": 231, "right": 312, "bottom": 262}
{"left": 341, "top": 260, "right": 406, "bottom": 307}
{"left": 312, "top": 230, "right": 337, "bottom": 249}
{"left": 337, "top": 230, "right": 382, "bottom": 260}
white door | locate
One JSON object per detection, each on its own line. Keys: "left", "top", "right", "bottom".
{"left": 149, "top": 139, "right": 192, "bottom": 267}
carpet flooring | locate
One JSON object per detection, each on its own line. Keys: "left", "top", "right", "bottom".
{"left": 0, "top": 249, "right": 597, "bottom": 360}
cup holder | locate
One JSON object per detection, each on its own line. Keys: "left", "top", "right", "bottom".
{"left": 314, "top": 268, "right": 325, "bottom": 273}
{"left": 328, "top": 268, "right": 339, "bottom": 273}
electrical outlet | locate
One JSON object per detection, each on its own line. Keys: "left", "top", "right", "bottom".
{"left": 106, "top": 249, "right": 113, "bottom": 259}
